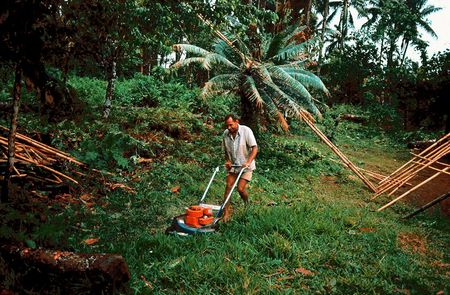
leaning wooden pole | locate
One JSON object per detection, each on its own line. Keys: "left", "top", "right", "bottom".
{"left": 299, "top": 110, "right": 377, "bottom": 192}
{"left": 378, "top": 166, "right": 450, "bottom": 211}
{"left": 378, "top": 132, "right": 450, "bottom": 185}
{"left": 403, "top": 191, "right": 450, "bottom": 219}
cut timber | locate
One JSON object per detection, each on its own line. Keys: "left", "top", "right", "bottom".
{"left": 0, "top": 244, "right": 130, "bottom": 294}
{"left": 299, "top": 110, "right": 377, "bottom": 192}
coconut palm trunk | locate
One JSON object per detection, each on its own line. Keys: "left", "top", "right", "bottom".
{"left": 318, "top": 0, "right": 330, "bottom": 75}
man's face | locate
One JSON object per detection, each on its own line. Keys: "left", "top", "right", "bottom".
{"left": 225, "top": 117, "right": 239, "bottom": 134}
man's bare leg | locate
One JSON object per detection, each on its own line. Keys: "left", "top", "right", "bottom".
{"left": 223, "top": 174, "right": 237, "bottom": 222}
{"left": 237, "top": 179, "right": 249, "bottom": 204}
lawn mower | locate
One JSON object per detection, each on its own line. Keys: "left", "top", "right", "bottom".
{"left": 166, "top": 165, "right": 246, "bottom": 235}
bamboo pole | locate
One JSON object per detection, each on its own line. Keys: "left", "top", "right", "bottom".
{"left": 377, "top": 140, "right": 450, "bottom": 190}
{"left": 373, "top": 143, "right": 450, "bottom": 198}
{"left": 378, "top": 166, "right": 450, "bottom": 211}
{"left": 377, "top": 143, "right": 450, "bottom": 193}
{"left": 411, "top": 161, "right": 450, "bottom": 176}
{"left": 299, "top": 111, "right": 377, "bottom": 192}
{"left": 378, "top": 132, "right": 450, "bottom": 185}
{"left": 411, "top": 152, "right": 450, "bottom": 168}
{"left": 328, "top": 158, "right": 392, "bottom": 182}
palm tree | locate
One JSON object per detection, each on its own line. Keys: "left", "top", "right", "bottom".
{"left": 327, "top": 0, "right": 365, "bottom": 50}
{"left": 172, "top": 25, "right": 329, "bottom": 131}
{"left": 361, "top": 0, "right": 441, "bottom": 66}
{"left": 315, "top": 0, "right": 330, "bottom": 73}
{"left": 400, "top": 0, "right": 441, "bottom": 65}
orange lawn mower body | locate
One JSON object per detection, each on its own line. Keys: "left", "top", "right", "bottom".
{"left": 166, "top": 165, "right": 246, "bottom": 235}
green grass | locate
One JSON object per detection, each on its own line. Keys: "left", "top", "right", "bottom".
{"left": 53, "top": 122, "right": 448, "bottom": 294}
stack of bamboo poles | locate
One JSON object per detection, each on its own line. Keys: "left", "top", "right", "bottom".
{"left": 0, "top": 126, "right": 83, "bottom": 185}
{"left": 374, "top": 132, "right": 450, "bottom": 211}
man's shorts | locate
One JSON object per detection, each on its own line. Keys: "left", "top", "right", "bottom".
{"left": 227, "top": 170, "right": 253, "bottom": 182}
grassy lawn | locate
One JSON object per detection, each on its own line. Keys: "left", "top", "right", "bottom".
{"left": 58, "top": 116, "right": 448, "bottom": 294}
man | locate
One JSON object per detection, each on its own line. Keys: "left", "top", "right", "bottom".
{"left": 222, "top": 114, "right": 258, "bottom": 221}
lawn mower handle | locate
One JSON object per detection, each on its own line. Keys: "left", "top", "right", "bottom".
{"left": 198, "top": 166, "right": 220, "bottom": 203}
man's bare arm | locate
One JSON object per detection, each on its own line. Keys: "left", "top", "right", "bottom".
{"left": 244, "top": 145, "right": 258, "bottom": 167}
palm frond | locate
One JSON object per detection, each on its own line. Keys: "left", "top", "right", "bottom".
{"left": 280, "top": 68, "right": 329, "bottom": 94}
{"left": 201, "top": 74, "right": 240, "bottom": 98}
{"left": 276, "top": 111, "right": 289, "bottom": 131}
{"left": 265, "top": 33, "right": 285, "bottom": 60}
{"left": 213, "top": 38, "right": 241, "bottom": 64}
{"left": 203, "top": 53, "right": 239, "bottom": 70}
{"left": 261, "top": 79, "right": 306, "bottom": 118}
{"left": 173, "top": 44, "right": 210, "bottom": 57}
{"left": 171, "top": 57, "right": 205, "bottom": 69}
{"left": 271, "top": 39, "right": 314, "bottom": 62}
{"left": 268, "top": 66, "right": 321, "bottom": 117}
{"left": 243, "top": 76, "right": 264, "bottom": 109}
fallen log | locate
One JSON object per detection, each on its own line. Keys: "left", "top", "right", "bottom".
{"left": 0, "top": 245, "right": 130, "bottom": 294}
{"left": 338, "top": 114, "right": 368, "bottom": 124}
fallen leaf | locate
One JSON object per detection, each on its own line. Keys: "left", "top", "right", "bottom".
{"left": 141, "top": 275, "right": 153, "bottom": 290}
{"left": 295, "top": 267, "right": 314, "bottom": 276}
{"left": 171, "top": 185, "right": 180, "bottom": 194}
{"left": 137, "top": 158, "right": 153, "bottom": 164}
{"left": 84, "top": 238, "right": 99, "bottom": 245}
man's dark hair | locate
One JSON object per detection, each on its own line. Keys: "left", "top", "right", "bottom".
{"left": 224, "top": 114, "right": 240, "bottom": 122}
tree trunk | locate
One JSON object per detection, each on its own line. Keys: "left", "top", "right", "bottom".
{"left": 303, "top": 0, "right": 313, "bottom": 28}
{"left": 1, "top": 63, "right": 22, "bottom": 202}
{"left": 339, "top": 0, "right": 349, "bottom": 51}
{"left": 318, "top": 0, "right": 329, "bottom": 75}
{"left": 240, "top": 93, "right": 259, "bottom": 136}
{"left": 400, "top": 39, "right": 410, "bottom": 67}
{"left": 103, "top": 58, "right": 117, "bottom": 119}
{"left": 141, "top": 46, "right": 151, "bottom": 75}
